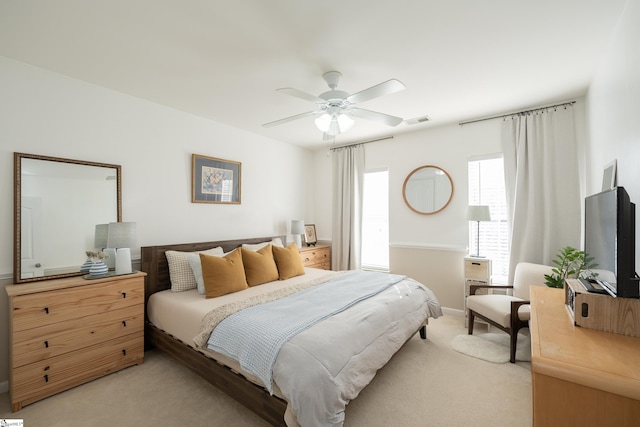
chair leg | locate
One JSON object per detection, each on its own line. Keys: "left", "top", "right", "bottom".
{"left": 468, "top": 311, "right": 475, "bottom": 335}
{"left": 510, "top": 330, "right": 517, "bottom": 363}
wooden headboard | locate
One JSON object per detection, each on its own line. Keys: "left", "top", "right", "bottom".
{"left": 140, "top": 236, "right": 286, "bottom": 310}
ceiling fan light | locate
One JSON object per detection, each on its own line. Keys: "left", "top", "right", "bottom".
{"left": 337, "top": 114, "right": 354, "bottom": 132}
{"left": 327, "top": 120, "right": 341, "bottom": 136}
{"left": 314, "top": 114, "right": 332, "bottom": 132}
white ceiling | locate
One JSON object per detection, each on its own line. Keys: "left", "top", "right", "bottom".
{"left": 0, "top": 1, "right": 627, "bottom": 149}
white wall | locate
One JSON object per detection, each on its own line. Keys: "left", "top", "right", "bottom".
{"left": 586, "top": 0, "right": 640, "bottom": 271}
{"left": 0, "top": 56, "right": 312, "bottom": 386}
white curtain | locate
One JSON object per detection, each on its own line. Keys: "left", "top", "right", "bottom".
{"left": 501, "top": 105, "right": 581, "bottom": 283}
{"left": 331, "top": 144, "right": 365, "bottom": 270}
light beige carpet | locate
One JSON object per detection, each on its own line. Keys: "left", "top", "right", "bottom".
{"left": 450, "top": 332, "right": 532, "bottom": 363}
{"left": 0, "top": 315, "right": 532, "bottom": 427}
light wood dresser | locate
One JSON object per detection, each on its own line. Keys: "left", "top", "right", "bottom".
{"left": 299, "top": 244, "right": 331, "bottom": 270}
{"left": 530, "top": 285, "right": 640, "bottom": 426}
{"left": 5, "top": 271, "right": 145, "bottom": 412}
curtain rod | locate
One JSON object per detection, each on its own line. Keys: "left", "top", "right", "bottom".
{"left": 458, "top": 100, "right": 576, "bottom": 126}
{"left": 329, "top": 136, "right": 394, "bottom": 151}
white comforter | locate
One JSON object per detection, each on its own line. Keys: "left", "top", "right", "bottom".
{"left": 147, "top": 269, "right": 442, "bottom": 427}
{"left": 273, "top": 276, "right": 440, "bottom": 427}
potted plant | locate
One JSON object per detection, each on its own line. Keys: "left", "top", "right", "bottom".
{"left": 544, "top": 246, "right": 597, "bottom": 288}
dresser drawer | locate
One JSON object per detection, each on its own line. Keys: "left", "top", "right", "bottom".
{"left": 12, "top": 306, "right": 144, "bottom": 368}
{"left": 300, "top": 247, "right": 330, "bottom": 267}
{"left": 11, "top": 276, "right": 143, "bottom": 332}
{"left": 311, "top": 260, "right": 331, "bottom": 270}
{"left": 11, "top": 333, "right": 143, "bottom": 407}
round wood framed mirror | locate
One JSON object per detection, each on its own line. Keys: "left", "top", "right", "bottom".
{"left": 402, "top": 165, "right": 454, "bottom": 215}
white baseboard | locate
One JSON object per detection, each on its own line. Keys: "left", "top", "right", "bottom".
{"left": 0, "top": 380, "right": 8, "bottom": 394}
{"left": 441, "top": 307, "right": 464, "bottom": 317}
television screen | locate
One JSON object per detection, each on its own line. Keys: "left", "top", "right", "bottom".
{"left": 584, "top": 187, "right": 637, "bottom": 298}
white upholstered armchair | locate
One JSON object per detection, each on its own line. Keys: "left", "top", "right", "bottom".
{"left": 466, "top": 262, "right": 554, "bottom": 363}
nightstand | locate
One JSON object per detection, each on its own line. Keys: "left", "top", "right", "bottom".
{"left": 299, "top": 244, "right": 331, "bottom": 270}
{"left": 464, "top": 257, "right": 491, "bottom": 327}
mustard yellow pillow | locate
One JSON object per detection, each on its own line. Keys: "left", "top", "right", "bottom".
{"left": 200, "top": 249, "right": 248, "bottom": 298}
{"left": 241, "top": 245, "right": 279, "bottom": 286}
{"left": 272, "top": 243, "right": 305, "bottom": 280}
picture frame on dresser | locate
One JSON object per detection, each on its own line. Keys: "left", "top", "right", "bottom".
{"left": 303, "top": 224, "right": 317, "bottom": 246}
{"left": 601, "top": 159, "right": 617, "bottom": 191}
{"left": 191, "top": 154, "right": 241, "bottom": 204}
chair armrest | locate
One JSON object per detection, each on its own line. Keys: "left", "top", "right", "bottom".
{"left": 510, "top": 300, "right": 531, "bottom": 330}
{"left": 510, "top": 300, "right": 530, "bottom": 311}
{"left": 470, "top": 285, "right": 513, "bottom": 295}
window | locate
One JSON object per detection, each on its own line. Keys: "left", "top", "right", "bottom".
{"left": 361, "top": 169, "right": 389, "bottom": 271}
{"left": 468, "top": 156, "right": 509, "bottom": 283}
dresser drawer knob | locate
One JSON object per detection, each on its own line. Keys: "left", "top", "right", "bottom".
{"left": 44, "top": 307, "right": 49, "bottom": 314}
{"left": 44, "top": 341, "right": 49, "bottom": 348}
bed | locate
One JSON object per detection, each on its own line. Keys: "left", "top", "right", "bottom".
{"left": 141, "top": 236, "right": 442, "bottom": 426}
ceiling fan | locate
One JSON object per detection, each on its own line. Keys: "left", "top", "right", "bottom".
{"left": 262, "top": 71, "right": 406, "bottom": 137}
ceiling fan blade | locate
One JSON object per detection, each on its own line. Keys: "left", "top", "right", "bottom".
{"left": 276, "top": 87, "right": 324, "bottom": 103}
{"left": 346, "top": 79, "right": 405, "bottom": 104}
{"left": 349, "top": 108, "right": 404, "bottom": 127}
{"left": 262, "top": 110, "right": 319, "bottom": 128}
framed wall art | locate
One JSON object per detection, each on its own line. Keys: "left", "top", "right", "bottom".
{"left": 304, "top": 224, "right": 317, "bottom": 246}
{"left": 192, "top": 154, "right": 241, "bottom": 204}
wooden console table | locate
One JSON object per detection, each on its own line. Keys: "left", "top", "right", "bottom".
{"left": 530, "top": 286, "right": 640, "bottom": 426}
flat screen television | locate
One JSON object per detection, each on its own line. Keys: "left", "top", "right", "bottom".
{"left": 584, "top": 186, "right": 638, "bottom": 298}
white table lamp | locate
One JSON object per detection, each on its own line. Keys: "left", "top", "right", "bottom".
{"left": 291, "top": 220, "right": 305, "bottom": 248}
{"left": 467, "top": 205, "right": 491, "bottom": 257}
{"left": 106, "top": 222, "right": 137, "bottom": 275}
{"left": 94, "top": 223, "right": 116, "bottom": 269}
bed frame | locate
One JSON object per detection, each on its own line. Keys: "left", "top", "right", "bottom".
{"left": 141, "top": 236, "right": 428, "bottom": 426}
{"left": 141, "top": 236, "right": 289, "bottom": 426}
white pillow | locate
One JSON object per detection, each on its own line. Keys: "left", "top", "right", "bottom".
{"left": 166, "top": 247, "right": 224, "bottom": 292}
{"left": 241, "top": 237, "right": 284, "bottom": 251}
{"left": 188, "top": 251, "right": 227, "bottom": 295}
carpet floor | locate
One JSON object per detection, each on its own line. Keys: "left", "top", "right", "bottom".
{"left": 0, "top": 314, "right": 532, "bottom": 427}
{"left": 451, "top": 332, "right": 531, "bottom": 363}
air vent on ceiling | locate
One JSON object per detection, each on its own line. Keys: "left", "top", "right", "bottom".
{"left": 405, "top": 115, "right": 431, "bottom": 125}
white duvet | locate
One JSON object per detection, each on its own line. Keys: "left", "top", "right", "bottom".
{"left": 275, "top": 276, "right": 439, "bottom": 427}
{"left": 147, "top": 268, "right": 442, "bottom": 427}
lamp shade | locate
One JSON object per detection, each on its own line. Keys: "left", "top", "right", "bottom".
{"left": 94, "top": 224, "right": 109, "bottom": 249}
{"left": 106, "top": 222, "right": 137, "bottom": 249}
{"left": 291, "top": 220, "right": 305, "bottom": 235}
{"left": 467, "top": 205, "right": 491, "bottom": 222}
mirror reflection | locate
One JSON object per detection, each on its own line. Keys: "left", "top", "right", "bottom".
{"left": 402, "top": 165, "right": 454, "bottom": 214}
{"left": 15, "top": 153, "right": 121, "bottom": 283}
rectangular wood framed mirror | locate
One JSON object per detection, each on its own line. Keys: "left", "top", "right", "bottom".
{"left": 14, "top": 152, "right": 122, "bottom": 283}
